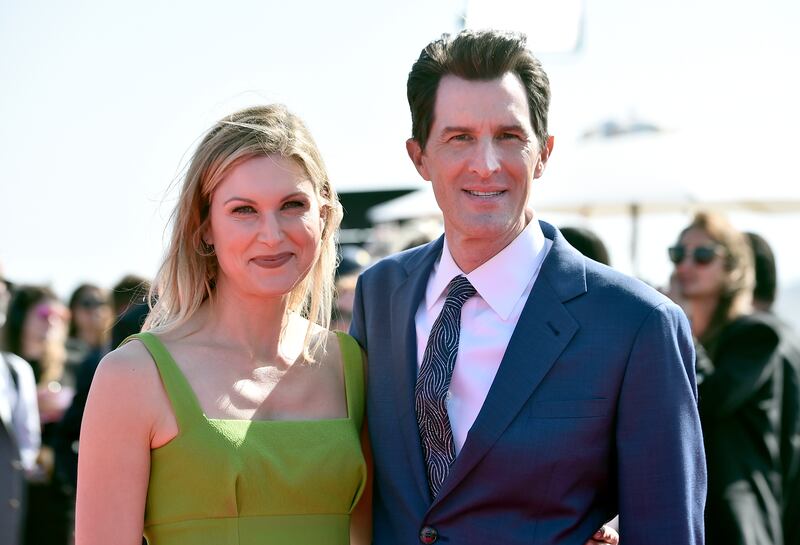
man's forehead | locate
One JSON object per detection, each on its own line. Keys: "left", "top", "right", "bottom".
{"left": 431, "top": 73, "right": 532, "bottom": 130}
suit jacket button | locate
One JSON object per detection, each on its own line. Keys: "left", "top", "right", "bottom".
{"left": 419, "top": 526, "right": 438, "bottom": 544}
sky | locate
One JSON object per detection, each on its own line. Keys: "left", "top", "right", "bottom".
{"left": 1, "top": 0, "right": 799, "bottom": 319}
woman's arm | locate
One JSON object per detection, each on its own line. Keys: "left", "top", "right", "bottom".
{"left": 75, "top": 343, "right": 166, "bottom": 545}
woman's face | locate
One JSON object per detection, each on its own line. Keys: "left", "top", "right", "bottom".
{"left": 72, "top": 288, "right": 112, "bottom": 345}
{"left": 672, "top": 227, "right": 727, "bottom": 302}
{"left": 205, "top": 155, "right": 324, "bottom": 301}
{"left": 22, "top": 298, "right": 70, "bottom": 360}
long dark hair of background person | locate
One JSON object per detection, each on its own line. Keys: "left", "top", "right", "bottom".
{"left": 4, "top": 285, "right": 75, "bottom": 545}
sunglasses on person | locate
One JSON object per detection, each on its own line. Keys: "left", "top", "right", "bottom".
{"left": 668, "top": 244, "right": 723, "bottom": 265}
{"left": 33, "top": 303, "right": 70, "bottom": 322}
{"left": 76, "top": 297, "right": 109, "bottom": 310}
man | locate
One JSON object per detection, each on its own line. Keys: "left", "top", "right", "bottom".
{"left": 0, "top": 266, "right": 41, "bottom": 545}
{"left": 350, "top": 30, "right": 706, "bottom": 544}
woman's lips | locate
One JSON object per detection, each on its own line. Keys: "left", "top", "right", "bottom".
{"left": 251, "top": 253, "right": 293, "bottom": 268}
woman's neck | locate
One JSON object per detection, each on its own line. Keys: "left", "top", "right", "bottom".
{"left": 192, "top": 282, "right": 302, "bottom": 365}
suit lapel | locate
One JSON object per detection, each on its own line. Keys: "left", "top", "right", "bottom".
{"left": 389, "top": 237, "right": 444, "bottom": 503}
{"left": 432, "top": 223, "right": 587, "bottom": 506}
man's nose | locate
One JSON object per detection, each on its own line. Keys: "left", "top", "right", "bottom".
{"left": 469, "top": 139, "right": 501, "bottom": 178}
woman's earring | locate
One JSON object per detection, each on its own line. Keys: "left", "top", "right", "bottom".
{"left": 197, "top": 241, "right": 215, "bottom": 257}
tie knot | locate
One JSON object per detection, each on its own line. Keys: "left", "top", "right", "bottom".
{"left": 445, "top": 275, "right": 476, "bottom": 307}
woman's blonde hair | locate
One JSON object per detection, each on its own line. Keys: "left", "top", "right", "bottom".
{"left": 678, "top": 211, "right": 754, "bottom": 348}
{"left": 143, "top": 104, "right": 343, "bottom": 359}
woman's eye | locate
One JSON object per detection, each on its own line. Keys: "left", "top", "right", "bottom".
{"left": 282, "top": 200, "right": 307, "bottom": 210}
{"left": 232, "top": 205, "right": 256, "bottom": 215}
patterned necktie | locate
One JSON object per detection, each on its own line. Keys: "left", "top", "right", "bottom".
{"left": 415, "top": 274, "right": 477, "bottom": 498}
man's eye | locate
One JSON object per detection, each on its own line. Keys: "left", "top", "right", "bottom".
{"left": 499, "top": 132, "right": 522, "bottom": 140}
{"left": 450, "top": 134, "right": 472, "bottom": 142}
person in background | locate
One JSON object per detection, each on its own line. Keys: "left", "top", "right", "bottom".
{"left": 742, "top": 231, "right": 800, "bottom": 544}
{"left": 670, "top": 211, "right": 799, "bottom": 545}
{"left": 4, "top": 285, "right": 74, "bottom": 545}
{"left": 0, "top": 266, "right": 41, "bottom": 545}
{"left": 332, "top": 246, "right": 371, "bottom": 332}
{"left": 559, "top": 226, "right": 611, "bottom": 266}
{"left": 111, "top": 274, "right": 151, "bottom": 319}
{"left": 66, "top": 284, "right": 113, "bottom": 363}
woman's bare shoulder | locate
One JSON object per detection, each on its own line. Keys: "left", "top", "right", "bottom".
{"left": 90, "top": 338, "right": 166, "bottom": 412}
{"left": 97, "top": 339, "right": 157, "bottom": 377}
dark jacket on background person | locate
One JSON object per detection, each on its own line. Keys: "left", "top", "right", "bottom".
{"left": 697, "top": 312, "right": 800, "bottom": 545}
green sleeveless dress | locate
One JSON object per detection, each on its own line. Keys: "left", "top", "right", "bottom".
{"left": 127, "top": 331, "right": 367, "bottom": 545}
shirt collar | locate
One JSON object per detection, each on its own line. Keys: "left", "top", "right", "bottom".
{"left": 426, "top": 216, "right": 548, "bottom": 320}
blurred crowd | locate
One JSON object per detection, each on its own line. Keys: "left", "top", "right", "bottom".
{"left": 1, "top": 273, "right": 150, "bottom": 545}
{"left": 2, "top": 210, "right": 799, "bottom": 544}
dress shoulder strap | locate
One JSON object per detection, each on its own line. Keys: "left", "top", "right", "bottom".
{"left": 336, "top": 332, "right": 365, "bottom": 431}
{"left": 121, "top": 332, "right": 204, "bottom": 430}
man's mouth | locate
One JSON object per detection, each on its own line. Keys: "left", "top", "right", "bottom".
{"left": 465, "top": 190, "right": 504, "bottom": 197}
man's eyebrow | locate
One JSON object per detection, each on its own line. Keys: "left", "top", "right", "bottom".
{"left": 439, "top": 124, "right": 530, "bottom": 134}
{"left": 439, "top": 126, "right": 473, "bottom": 135}
{"left": 496, "top": 124, "right": 529, "bottom": 133}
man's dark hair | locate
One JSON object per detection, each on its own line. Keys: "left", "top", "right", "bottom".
{"left": 407, "top": 29, "right": 551, "bottom": 151}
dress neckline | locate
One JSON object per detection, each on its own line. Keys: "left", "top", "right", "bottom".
{"left": 138, "top": 331, "right": 354, "bottom": 425}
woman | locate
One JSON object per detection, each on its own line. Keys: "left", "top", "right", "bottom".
{"left": 4, "top": 285, "right": 75, "bottom": 545}
{"left": 670, "top": 211, "right": 786, "bottom": 545}
{"left": 75, "top": 105, "right": 369, "bottom": 545}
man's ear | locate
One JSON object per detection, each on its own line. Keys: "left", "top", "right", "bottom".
{"left": 406, "top": 138, "right": 431, "bottom": 181}
{"left": 534, "top": 135, "right": 555, "bottom": 179}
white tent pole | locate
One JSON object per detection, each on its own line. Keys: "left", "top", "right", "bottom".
{"left": 630, "top": 203, "right": 641, "bottom": 278}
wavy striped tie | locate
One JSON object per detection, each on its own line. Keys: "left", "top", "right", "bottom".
{"left": 415, "top": 274, "right": 476, "bottom": 498}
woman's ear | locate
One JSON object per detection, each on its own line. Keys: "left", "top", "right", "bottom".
{"left": 201, "top": 221, "right": 213, "bottom": 246}
{"left": 319, "top": 204, "right": 329, "bottom": 233}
